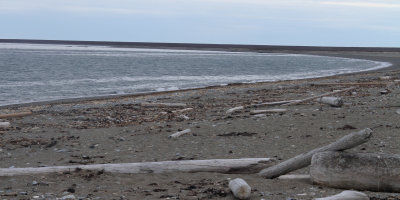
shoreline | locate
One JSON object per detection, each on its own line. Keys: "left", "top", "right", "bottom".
{"left": 0, "top": 45, "right": 398, "bottom": 109}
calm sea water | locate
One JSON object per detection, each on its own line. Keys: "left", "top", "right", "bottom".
{"left": 0, "top": 43, "right": 391, "bottom": 106}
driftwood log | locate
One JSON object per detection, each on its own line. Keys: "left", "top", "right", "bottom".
{"left": 250, "top": 109, "right": 287, "bottom": 115}
{"left": 277, "top": 174, "right": 311, "bottom": 180}
{"left": 311, "top": 82, "right": 399, "bottom": 87}
{"left": 282, "top": 87, "right": 355, "bottom": 106}
{"left": 0, "top": 111, "right": 32, "bottom": 119}
{"left": 168, "top": 129, "right": 191, "bottom": 138}
{"left": 229, "top": 178, "right": 251, "bottom": 199}
{"left": 172, "top": 108, "right": 193, "bottom": 113}
{"left": 258, "top": 128, "right": 372, "bottom": 178}
{"left": 0, "top": 158, "right": 274, "bottom": 177}
{"left": 251, "top": 100, "right": 296, "bottom": 107}
{"left": 314, "top": 190, "right": 369, "bottom": 200}
{"left": 311, "top": 151, "right": 400, "bottom": 192}
{"left": 140, "top": 102, "right": 187, "bottom": 108}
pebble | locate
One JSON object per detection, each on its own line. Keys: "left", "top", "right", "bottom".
{"left": 396, "top": 109, "right": 400, "bottom": 115}
{"left": 0, "top": 121, "right": 10, "bottom": 128}
{"left": 60, "top": 194, "right": 76, "bottom": 200}
{"left": 178, "top": 115, "right": 190, "bottom": 120}
{"left": 380, "top": 89, "right": 390, "bottom": 94}
{"left": 32, "top": 180, "right": 39, "bottom": 185}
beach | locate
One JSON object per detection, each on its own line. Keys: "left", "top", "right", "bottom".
{"left": 1, "top": 49, "right": 400, "bottom": 199}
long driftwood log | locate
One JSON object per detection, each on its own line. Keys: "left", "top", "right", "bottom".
{"left": 140, "top": 102, "right": 187, "bottom": 108}
{"left": 0, "top": 158, "right": 274, "bottom": 177}
{"left": 258, "top": 128, "right": 372, "bottom": 178}
{"left": 311, "top": 82, "right": 399, "bottom": 87}
{"left": 0, "top": 111, "right": 32, "bottom": 119}
{"left": 282, "top": 87, "right": 355, "bottom": 106}
{"left": 314, "top": 190, "right": 369, "bottom": 200}
{"left": 310, "top": 151, "right": 400, "bottom": 192}
{"left": 250, "top": 109, "right": 287, "bottom": 115}
{"left": 250, "top": 100, "right": 296, "bottom": 107}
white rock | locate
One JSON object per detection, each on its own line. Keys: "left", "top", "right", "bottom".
{"left": 59, "top": 194, "right": 76, "bottom": 200}
{"left": 229, "top": 178, "right": 251, "bottom": 199}
{"left": 0, "top": 122, "right": 10, "bottom": 128}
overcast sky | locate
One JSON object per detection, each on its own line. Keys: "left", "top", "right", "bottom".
{"left": 0, "top": 0, "right": 399, "bottom": 47}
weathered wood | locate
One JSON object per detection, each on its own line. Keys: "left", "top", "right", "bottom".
{"left": 168, "top": 129, "right": 191, "bottom": 138}
{"left": 311, "top": 151, "right": 400, "bottom": 192}
{"left": 258, "top": 128, "right": 372, "bottom": 179}
{"left": 0, "top": 111, "right": 32, "bottom": 119}
{"left": 283, "top": 87, "right": 355, "bottom": 106}
{"left": 316, "top": 97, "right": 343, "bottom": 107}
{"left": 0, "top": 158, "right": 274, "bottom": 177}
{"left": 172, "top": 108, "right": 193, "bottom": 113}
{"left": 141, "top": 102, "right": 187, "bottom": 108}
{"left": 229, "top": 178, "right": 251, "bottom": 199}
{"left": 314, "top": 190, "right": 369, "bottom": 200}
{"left": 277, "top": 174, "right": 310, "bottom": 180}
{"left": 0, "top": 122, "right": 10, "bottom": 129}
{"left": 312, "top": 82, "right": 397, "bottom": 86}
{"left": 250, "top": 109, "right": 287, "bottom": 115}
{"left": 226, "top": 106, "right": 244, "bottom": 114}
{"left": 251, "top": 100, "right": 296, "bottom": 107}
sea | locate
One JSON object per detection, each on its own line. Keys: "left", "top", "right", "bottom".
{"left": 0, "top": 43, "right": 392, "bottom": 106}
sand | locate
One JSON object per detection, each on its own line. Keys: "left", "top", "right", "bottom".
{"left": 0, "top": 50, "right": 400, "bottom": 199}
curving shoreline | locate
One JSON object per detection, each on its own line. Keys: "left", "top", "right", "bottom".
{"left": 0, "top": 47, "right": 399, "bottom": 109}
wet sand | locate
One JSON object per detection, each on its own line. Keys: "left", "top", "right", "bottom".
{"left": 0, "top": 49, "right": 400, "bottom": 199}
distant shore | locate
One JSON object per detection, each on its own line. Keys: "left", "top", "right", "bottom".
{"left": 1, "top": 38, "right": 400, "bottom": 53}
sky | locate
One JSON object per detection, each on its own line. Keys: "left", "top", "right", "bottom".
{"left": 0, "top": 0, "right": 399, "bottom": 47}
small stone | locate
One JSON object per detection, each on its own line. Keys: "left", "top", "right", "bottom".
{"left": 60, "top": 194, "right": 76, "bottom": 200}
{"left": 19, "top": 191, "right": 28, "bottom": 195}
{"left": 32, "top": 180, "right": 39, "bottom": 185}
{"left": 380, "top": 89, "right": 391, "bottom": 94}
{"left": 396, "top": 109, "right": 400, "bottom": 115}
{"left": 178, "top": 115, "right": 190, "bottom": 120}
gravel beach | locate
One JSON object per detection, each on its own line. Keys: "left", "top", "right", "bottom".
{"left": 1, "top": 50, "right": 400, "bottom": 200}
